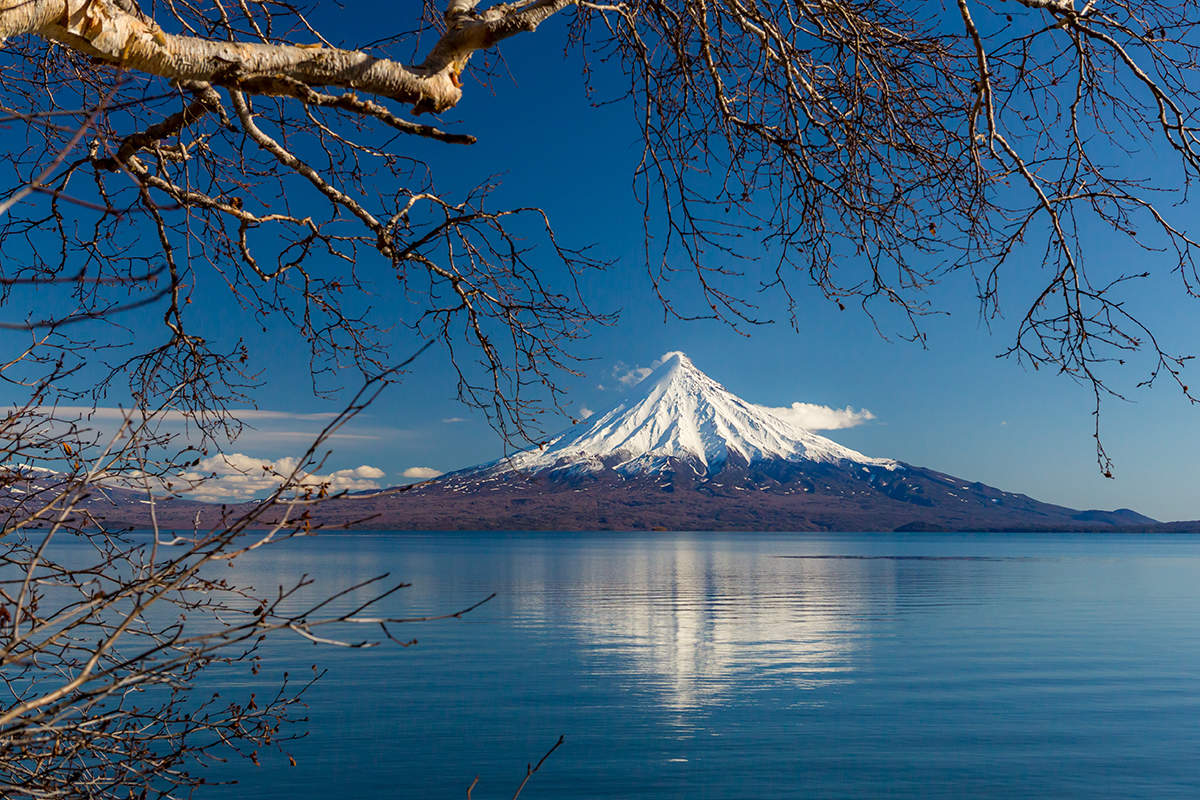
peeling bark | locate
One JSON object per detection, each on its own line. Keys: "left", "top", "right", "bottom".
{"left": 0, "top": 0, "right": 571, "bottom": 114}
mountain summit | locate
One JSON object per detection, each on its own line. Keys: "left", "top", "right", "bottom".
{"left": 476, "top": 351, "right": 894, "bottom": 480}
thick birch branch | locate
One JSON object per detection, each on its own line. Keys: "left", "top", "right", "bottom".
{"left": 0, "top": 0, "right": 573, "bottom": 114}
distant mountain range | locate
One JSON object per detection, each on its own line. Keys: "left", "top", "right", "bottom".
{"left": 14, "top": 352, "right": 1193, "bottom": 532}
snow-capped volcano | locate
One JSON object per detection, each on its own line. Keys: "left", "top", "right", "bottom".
{"left": 475, "top": 351, "right": 896, "bottom": 479}
{"left": 23, "top": 350, "right": 1162, "bottom": 533}
{"left": 69, "top": 350, "right": 1163, "bottom": 532}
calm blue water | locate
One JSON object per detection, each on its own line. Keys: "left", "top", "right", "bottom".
{"left": 201, "top": 532, "right": 1200, "bottom": 798}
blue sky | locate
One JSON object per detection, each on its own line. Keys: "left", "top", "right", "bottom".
{"left": 3, "top": 5, "right": 1200, "bottom": 520}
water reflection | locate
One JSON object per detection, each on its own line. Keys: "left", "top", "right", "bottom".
{"left": 510, "top": 538, "right": 897, "bottom": 711}
{"left": 163, "top": 531, "right": 1200, "bottom": 800}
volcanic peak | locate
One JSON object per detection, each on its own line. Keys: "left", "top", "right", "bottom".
{"left": 473, "top": 350, "right": 896, "bottom": 479}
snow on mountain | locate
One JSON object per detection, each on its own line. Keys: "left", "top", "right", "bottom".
{"left": 474, "top": 351, "right": 897, "bottom": 479}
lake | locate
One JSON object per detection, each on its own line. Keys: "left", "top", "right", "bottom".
{"left": 204, "top": 531, "right": 1200, "bottom": 798}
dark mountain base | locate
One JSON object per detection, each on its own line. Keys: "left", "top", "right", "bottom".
{"left": 24, "top": 461, "right": 1185, "bottom": 533}
{"left": 232, "top": 461, "right": 1167, "bottom": 533}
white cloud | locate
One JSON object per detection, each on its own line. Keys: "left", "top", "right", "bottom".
{"left": 654, "top": 350, "right": 687, "bottom": 365}
{"left": 580, "top": 406, "right": 594, "bottom": 419}
{"left": 611, "top": 351, "right": 685, "bottom": 388}
{"left": 18, "top": 405, "right": 397, "bottom": 450}
{"left": 614, "top": 364, "right": 653, "bottom": 387}
{"left": 178, "top": 453, "right": 386, "bottom": 503}
{"left": 756, "top": 402, "right": 876, "bottom": 431}
{"left": 231, "top": 430, "right": 380, "bottom": 441}
{"left": 31, "top": 405, "right": 340, "bottom": 422}
{"left": 441, "top": 417, "right": 467, "bottom": 424}
{"left": 402, "top": 466, "right": 443, "bottom": 480}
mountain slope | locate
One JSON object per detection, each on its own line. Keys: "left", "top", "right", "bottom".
{"left": 318, "top": 352, "right": 1159, "bottom": 532}
{"left": 461, "top": 351, "right": 894, "bottom": 481}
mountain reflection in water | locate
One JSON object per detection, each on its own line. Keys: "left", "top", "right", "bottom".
{"left": 511, "top": 540, "right": 878, "bottom": 711}
{"left": 177, "top": 531, "right": 1200, "bottom": 800}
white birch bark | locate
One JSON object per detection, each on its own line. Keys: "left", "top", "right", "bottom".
{"left": 0, "top": 0, "right": 572, "bottom": 113}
